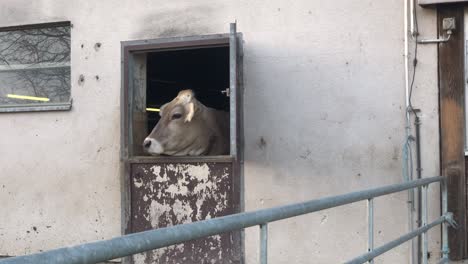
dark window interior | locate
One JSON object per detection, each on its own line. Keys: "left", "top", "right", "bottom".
{"left": 146, "top": 46, "right": 230, "bottom": 133}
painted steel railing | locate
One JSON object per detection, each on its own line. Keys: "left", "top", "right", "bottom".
{"left": 0, "top": 176, "right": 454, "bottom": 264}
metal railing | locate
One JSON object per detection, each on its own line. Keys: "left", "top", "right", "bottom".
{"left": 0, "top": 176, "right": 454, "bottom": 264}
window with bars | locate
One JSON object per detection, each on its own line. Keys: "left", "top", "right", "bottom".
{"left": 0, "top": 22, "right": 71, "bottom": 112}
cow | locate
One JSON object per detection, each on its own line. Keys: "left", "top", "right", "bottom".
{"left": 143, "top": 90, "right": 230, "bottom": 156}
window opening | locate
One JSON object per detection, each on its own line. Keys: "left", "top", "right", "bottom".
{"left": 146, "top": 47, "right": 230, "bottom": 134}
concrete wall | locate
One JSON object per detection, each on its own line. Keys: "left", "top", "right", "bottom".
{"left": 0, "top": 1, "right": 441, "bottom": 263}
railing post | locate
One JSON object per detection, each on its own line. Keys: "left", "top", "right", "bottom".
{"left": 422, "top": 184, "right": 428, "bottom": 264}
{"left": 441, "top": 178, "right": 449, "bottom": 260}
{"left": 367, "top": 198, "right": 374, "bottom": 264}
{"left": 260, "top": 223, "right": 268, "bottom": 264}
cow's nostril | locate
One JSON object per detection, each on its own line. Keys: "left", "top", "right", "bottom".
{"left": 143, "top": 139, "right": 152, "bottom": 148}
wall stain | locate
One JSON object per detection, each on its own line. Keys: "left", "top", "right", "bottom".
{"left": 299, "top": 149, "right": 311, "bottom": 160}
{"left": 78, "top": 74, "right": 85, "bottom": 85}
{"left": 132, "top": 5, "right": 215, "bottom": 39}
{"left": 94, "top": 42, "right": 102, "bottom": 51}
{"left": 257, "top": 137, "right": 267, "bottom": 150}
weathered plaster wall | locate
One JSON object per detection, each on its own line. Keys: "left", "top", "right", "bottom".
{"left": 0, "top": 0, "right": 440, "bottom": 263}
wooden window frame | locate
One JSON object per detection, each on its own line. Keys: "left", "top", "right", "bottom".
{"left": 120, "top": 33, "right": 243, "bottom": 162}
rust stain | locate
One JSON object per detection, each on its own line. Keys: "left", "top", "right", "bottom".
{"left": 130, "top": 162, "right": 240, "bottom": 264}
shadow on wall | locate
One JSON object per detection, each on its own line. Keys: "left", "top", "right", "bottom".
{"left": 131, "top": 4, "right": 218, "bottom": 39}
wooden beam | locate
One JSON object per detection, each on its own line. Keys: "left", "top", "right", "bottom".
{"left": 438, "top": 4, "right": 466, "bottom": 260}
{"left": 131, "top": 54, "right": 148, "bottom": 156}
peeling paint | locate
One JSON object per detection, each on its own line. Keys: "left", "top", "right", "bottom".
{"left": 150, "top": 165, "right": 161, "bottom": 177}
{"left": 149, "top": 200, "right": 171, "bottom": 227}
{"left": 130, "top": 162, "right": 240, "bottom": 263}
{"left": 136, "top": 164, "right": 231, "bottom": 228}
{"left": 172, "top": 199, "right": 193, "bottom": 224}
{"left": 134, "top": 178, "right": 144, "bottom": 188}
{"left": 165, "top": 184, "right": 189, "bottom": 197}
{"left": 132, "top": 252, "right": 147, "bottom": 264}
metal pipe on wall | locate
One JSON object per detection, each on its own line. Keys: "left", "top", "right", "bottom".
{"left": 367, "top": 198, "right": 374, "bottom": 264}
{"left": 422, "top": 185, "right": 428, "bottom": 264}
{"left": 410, "top": 0, "right": 415, "bottom": 36}
{"left": 405, "top": 0, "right": 410, "bottom": 111}
{"left": 260, "top": 224, "right": 268, "bottom": 264}
{"left": 415, "top": 114, "right": 423, "bottom": 264}
{"left": 441, "top": 179, "right": 449, "bottom": 260}
{"left": 404, "top": 1, "right": 417, "bottom": 264}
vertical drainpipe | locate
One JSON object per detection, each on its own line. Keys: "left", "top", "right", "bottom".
{"left": 404, "top": 1, "right": 417, "bottom": 264}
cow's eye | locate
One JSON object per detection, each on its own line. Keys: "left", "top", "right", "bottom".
{"left": 172, "top": 113, "right": 182, "bottom": 120}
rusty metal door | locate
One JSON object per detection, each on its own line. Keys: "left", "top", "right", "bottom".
{"left": 121, "top": 24, "right": 243, "bottom": 264}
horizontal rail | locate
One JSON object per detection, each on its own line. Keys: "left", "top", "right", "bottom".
{"left": 0, "top": 176, "right": 444, "bottom": 264}
{"left": 346, "top": 215, "right": 447, "bottom": 264}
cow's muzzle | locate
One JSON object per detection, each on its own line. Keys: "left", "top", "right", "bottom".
{"left": 143, "top": 138, "right": 164, "bottom": 155}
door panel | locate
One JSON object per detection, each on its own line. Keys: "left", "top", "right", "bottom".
{"left": 130, "top": 162, "right": 241, "bottom": 264}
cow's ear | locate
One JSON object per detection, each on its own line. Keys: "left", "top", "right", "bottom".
{"left": 159, "top": 103, "right": 169, "bottom": 117}
{"left": 185, "top": 102, "right": 195, "bottom": 122}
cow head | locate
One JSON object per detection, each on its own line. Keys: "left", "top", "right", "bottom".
{"left": 143, "top": 90, "right": 206, "bottom": 156}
